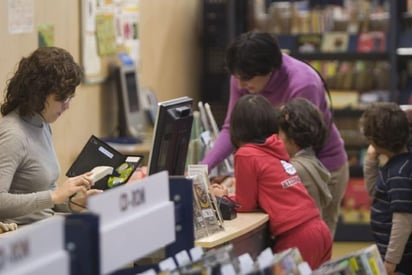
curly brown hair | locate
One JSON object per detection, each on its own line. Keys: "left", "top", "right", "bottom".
{"left": 1, "top": 47, "right": 83, "bottom": 117}
{"left": 360, "top": 102, "right": 409, "bottom": 153}
{"left": 277, "top": 98, "right": 329, "bottom": 151}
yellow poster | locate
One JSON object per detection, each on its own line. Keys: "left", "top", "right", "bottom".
{"left": 95, "top": 13, "right": 117, "bottom": 56}
{"left": 37, "top": 23, "right": 54, "bottom": 47}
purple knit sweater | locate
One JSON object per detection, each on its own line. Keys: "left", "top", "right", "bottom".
{"left": 201, "top": 54, "right": 347, "bottom": 172}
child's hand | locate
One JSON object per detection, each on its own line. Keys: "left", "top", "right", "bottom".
{"left": 384, "top": 261, "right": 396, "bottom": 275}
{"left": 127, "top": 166, "right": 148, "bottom": 183}
{"left": 365, "top": 145, "right": 378, "bottom": 161}
{"left": 209, "top": 183, "right": 228, "bottom": 197}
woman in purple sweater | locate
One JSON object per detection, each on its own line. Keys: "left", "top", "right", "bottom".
{"left": 201, "top": 31, "right": 348, "bottom": 237}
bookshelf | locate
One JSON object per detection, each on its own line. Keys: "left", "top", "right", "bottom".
{"left": 397, "top": 1, "right": 412, "bottom": 103}
{"left": 200, "top": 0, "right": 410, "bottom": 240}
{"left": 252, "top": 0, "right": 407, "bottom": 241}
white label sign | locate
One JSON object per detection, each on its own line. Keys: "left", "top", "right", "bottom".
{"left": 0, "top": 216, "right": 69, "bottom": 275}
{"left": 88, "top": 171, "right": 170, "bottom": 224}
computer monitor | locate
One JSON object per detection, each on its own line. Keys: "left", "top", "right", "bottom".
{"left": 113, "top": 64, "right": 146, "bottom": 139}
{"left": 147, "top": 96, "right": 194, "bottom": 176}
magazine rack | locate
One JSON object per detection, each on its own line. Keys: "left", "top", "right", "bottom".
{"left": 65, "top": 172, "right": 194, "bottom": 275}
{"left": 0, "top": 216, "right": 69, "bottom": 275}
{"left": 0, "top": 172, "right": 194, "bottom": 275}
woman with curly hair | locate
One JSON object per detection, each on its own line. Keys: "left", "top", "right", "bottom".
{"left": 0, "top": 47, "right": 100, "bottom": 226}
{"left": 277, "top": 98, "right": 332, "bottom": 224}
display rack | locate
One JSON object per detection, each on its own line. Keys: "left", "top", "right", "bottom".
{"left": 0, "top": 216, "right": 70, "bottom": 275}
{"left": 0, "top": 172, "right": 194, "bottom": 275}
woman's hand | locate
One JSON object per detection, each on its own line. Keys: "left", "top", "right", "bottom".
{"left": 51, "top": 173, "right": 93, "bottom": 204}
{"left": 0, "top": 222, "right": 18, "bottom": 233}
{"left": 69, "top": 189, "right": 103, "bottom": 212}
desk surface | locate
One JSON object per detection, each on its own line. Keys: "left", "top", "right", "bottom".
{"left": 108, "top": 132, "right": 153, "bottom": 165}
{"left": 195, "top": 212, "right": 269, "bottom": 248}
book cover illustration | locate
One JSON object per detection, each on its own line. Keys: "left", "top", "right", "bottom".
{"left": 313, "top": 244, "right": 385, "bottom": 275}
{"left": 321, "top": 32, "right": 349, "bottom": 52}
{"left": 340, "top": 177, "right": 371, "bottom": 224}
{"left": 357, "top": 31, "right": 386, "bottom": 53}
{"left": 296, "top": 33, "right": 322, "bottom": 53}
{"left": 191, "top": 172, "right": 224, "bottom": 238}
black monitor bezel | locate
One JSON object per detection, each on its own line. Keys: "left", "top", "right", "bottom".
{"left": 147, "top": 96, "right": 194, "bottom": 176}
{"left": 116, "top": 65, "right": 145, "bottom": 138}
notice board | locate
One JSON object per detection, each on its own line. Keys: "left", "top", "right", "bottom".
{"left": 81, "top": 0, "right": 140, "bottom": 84}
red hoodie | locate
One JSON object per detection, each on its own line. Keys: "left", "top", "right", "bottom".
{"left": 233, "top": 134, "right": 320, "bottom": 236}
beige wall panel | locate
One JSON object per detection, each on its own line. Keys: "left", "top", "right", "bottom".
{"left": 139, "top": 0, "right": 201, "bottom": 102}
{"left": 0, "top": 0, "right": 200, "bottom": 185}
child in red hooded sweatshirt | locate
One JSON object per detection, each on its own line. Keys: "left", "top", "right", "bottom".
{"left": 210, "top": 94, "right": 332, "bottom": 269}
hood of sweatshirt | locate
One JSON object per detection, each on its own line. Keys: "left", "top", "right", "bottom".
{"left": 242, "top": 134, "right": 291, "bottom": 161}
{"left": 292, "top": 148, "right": 332, "bottom": 207}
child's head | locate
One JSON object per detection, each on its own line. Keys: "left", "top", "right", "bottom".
{"left": 230, "top": 94, "right": 278, "bottom": 149}
{"left": 277, "top": 98, "right": 328, "bottom": 154}
{"left": 360, "top": 102, "right": 409, "bottom": 154}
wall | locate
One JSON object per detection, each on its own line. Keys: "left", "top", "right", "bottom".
{"left": 0, "top": 0, "right": 201, "bottom": 184}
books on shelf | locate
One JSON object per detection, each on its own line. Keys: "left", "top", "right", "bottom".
{"left": 296, "top": 33, "right": 322, "bottom": 53}
{"left": 329, "top": 90, "right": 359, "bottom": 109}
{"left": 340, "top": 178, "right": 371, "bottom": 224}
{"left": 269, "top": 247, "right": 309, "bottom": 274}
{"left": 313, "top": 244, "right": 386, "bottom": 275}
{"left": 357, "top": 31, "right": 386, "bottom": 53}
{"left": 321, "top": 32, "right": 349, "bottom": 53}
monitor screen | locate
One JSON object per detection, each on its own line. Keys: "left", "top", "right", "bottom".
{"left": 125, "top": 71, "right": 139, "bottom": 112}
{"left": 147, "top": 96, "right": 194, "bottom": 176}
{"left": 114, "top": 65, "right": 146, "bottom": 139}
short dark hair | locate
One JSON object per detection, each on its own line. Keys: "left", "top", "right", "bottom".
{"left": 1, "top": 46, "right": 83, "bottom": 117}
{"left": 277, "top": 98, "right": 329, "bottom": 150}
{"left": 360, "top": 102, "right": 409, "bottom": 153}
{"left": 225, "top": 31, "right": 282, "bottom": 80}
{"left": 230, "top": 94, "right": 278, "bottom": 149}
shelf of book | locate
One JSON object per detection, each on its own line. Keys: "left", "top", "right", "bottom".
{"left": 278, "top": 34, "right": 388, "bottom": 59}
{"left": 335, "top": 176, "right": 374, "bottom": 242}
{"left": 253, "top": 0, "right": 407, "bottom": 244}
{"left": 291, "top": 52, "right": 388, "bottom": 61}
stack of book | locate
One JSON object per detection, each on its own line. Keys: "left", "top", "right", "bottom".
{"left": 312, "top": 244, "right": 386, "bottom": 275}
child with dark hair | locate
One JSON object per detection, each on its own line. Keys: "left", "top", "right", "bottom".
{"left": 277, "top": 98, "right": 332, "bottom": 224}
{"left": 210, "top": 94, "right": 332, "bottom": 269}
{"left": 360, "top": 102, "right": 412, "bottom": 275}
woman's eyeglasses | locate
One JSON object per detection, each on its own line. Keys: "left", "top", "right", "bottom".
{"left": 62, "top": 95, "right": 75, "bottom": 104}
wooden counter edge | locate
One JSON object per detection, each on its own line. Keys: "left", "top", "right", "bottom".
{"left": 195, "top": 212, "right": 269, "bottom": 248}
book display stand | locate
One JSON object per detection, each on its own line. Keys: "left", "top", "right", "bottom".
{"left": 0, "top": 172, "right": 194, "bottom": 275}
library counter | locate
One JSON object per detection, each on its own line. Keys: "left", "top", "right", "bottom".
{"left": 108, "top": 132, "right": 153, "bottom": 165}
{"left": 195, "top": 212, "right": 270, "bottom": 258}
